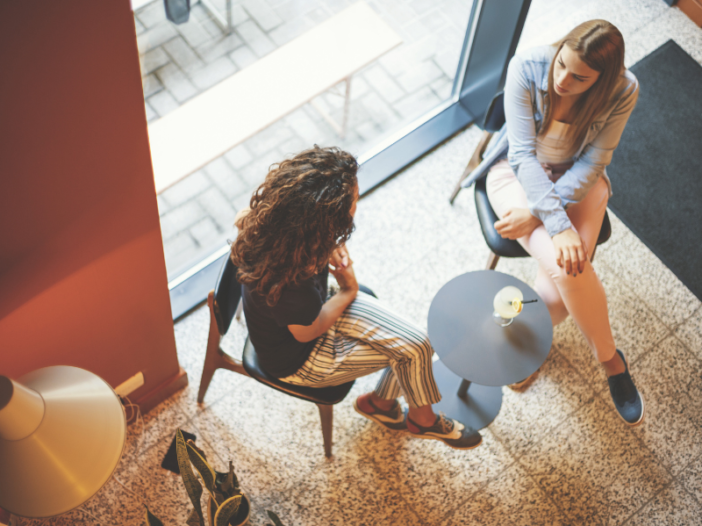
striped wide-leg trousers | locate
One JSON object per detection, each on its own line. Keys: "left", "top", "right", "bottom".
{"left": 279, "top": 292, "right": 442, "bottom": 409}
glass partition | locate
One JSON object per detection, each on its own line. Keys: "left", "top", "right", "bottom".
{"left": 133, "top": 0, "right": 475, "bottom": 281}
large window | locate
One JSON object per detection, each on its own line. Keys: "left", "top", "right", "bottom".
{"left": 131, "top": 0, "right": 531, "bottom": 317}
{"left": 133, "top": 0, "right": 475, "bottom": 281}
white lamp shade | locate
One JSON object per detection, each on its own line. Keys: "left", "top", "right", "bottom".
{"left": 0, "top": 366, "right": 126, "bottom": 518}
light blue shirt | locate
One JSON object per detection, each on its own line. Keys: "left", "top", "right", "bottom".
{"left": 462, "top": 45, "right": 639, "bottom": 236}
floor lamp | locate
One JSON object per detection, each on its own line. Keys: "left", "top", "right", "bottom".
{"left": 0, "top": 366, "right": 126, "bottom": 523}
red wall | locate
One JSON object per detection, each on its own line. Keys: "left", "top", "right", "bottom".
{"left": 0, "top": 0, "right": 184, "bottom": 405}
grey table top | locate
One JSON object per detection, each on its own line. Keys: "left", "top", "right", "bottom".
{"left": 427, "top": 270, "right": 553, "bottom": 387}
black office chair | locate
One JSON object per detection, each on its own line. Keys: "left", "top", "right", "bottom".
{"left": 450, "top": 91, "right": 611, "bottom": 270}
{"left": 198, "top": 256, "right": 375, "bottom": 457}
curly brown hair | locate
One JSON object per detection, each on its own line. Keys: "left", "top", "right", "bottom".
{"left": 231, "top": 146, "right": 358, "bottom": 306}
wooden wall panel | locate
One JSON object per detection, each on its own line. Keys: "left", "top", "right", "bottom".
{"left": 0, "top": 0, "right": 185, "bottom": 410}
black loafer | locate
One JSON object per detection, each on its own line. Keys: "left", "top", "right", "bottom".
{"left": 607, "top": 349, "right": 645, "bottom": 426}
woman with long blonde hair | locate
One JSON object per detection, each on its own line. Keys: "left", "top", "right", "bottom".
{"left": 484, "top": 20, "right": 644, "bottom": 425}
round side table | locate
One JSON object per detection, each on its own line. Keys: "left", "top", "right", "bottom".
{"left": 427, "top": 270, "right": 553, "bottom": 430}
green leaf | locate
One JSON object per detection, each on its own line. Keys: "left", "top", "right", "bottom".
{"left": 228, "top": 461, "right": 238, "bottom": 491}
{"left": 214, "top": 495, "right": 242, "bottom": 526}
{"left": 186, "top": 440, "right": 217, "bottom": 503}
{"left": 176, "top": 429, "right": 205, "bottom": 526}
{"left": 186, "top": 439, "right": 209, "bottom": 463}
{"left": 266, "top": 510, "right": 285, "bottom": 526}
{"left": 186, "top": 509, "right": 202, "bottom": 526}
{"left": 216, "top": 461, "right": 238, "bottom": 497}
{"left": 144, "top": 506, "right": 164, "bottom": 526}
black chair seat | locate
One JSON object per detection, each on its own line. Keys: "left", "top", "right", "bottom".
{"left": 201, "top": 256, "right": 378, "bottom": 457}
{"left": 242, "top": 338, "right": 354, "bottom": 405}
{"left": 475, "top": 175, "right": 612, "bottom": 258}
{"left": 475, "top": 176, "right": 529, "bottom": 258}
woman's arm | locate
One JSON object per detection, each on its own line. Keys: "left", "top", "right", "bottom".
{"left": 554, "top": 75, "right": 639, "bottom": 206}
{"left": 287, "top": 246, "right": 358, "bottom": 343}
{"left": 504, "top": 54, "right": 573, "bottom": 238}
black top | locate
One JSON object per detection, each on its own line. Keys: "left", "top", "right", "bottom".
{"left": 242, "top": 270, "right": 328, "bottom": 378}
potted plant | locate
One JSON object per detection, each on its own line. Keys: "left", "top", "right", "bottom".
{"left": 146, "top": 429, "right": 249, "bottom": 526}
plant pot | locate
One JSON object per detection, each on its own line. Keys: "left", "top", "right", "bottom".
{"left": 207, "top": 492, "right": 250, "bottom": 526}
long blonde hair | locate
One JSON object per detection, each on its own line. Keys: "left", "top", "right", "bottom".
{"left": 541, "top": 20, "right": 625, "bottom": 150}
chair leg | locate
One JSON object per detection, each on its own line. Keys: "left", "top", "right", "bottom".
{"left": 198, "top": 291, "right": 249, "bottom": 404}
{"left": 199, "top": 291, "right": 222, "bottom": 403}
{"left": 449, "top": 130, "right": 493, "bottom": 204}
{"left": 317, "top": 404, "right": 334, "bottom": 458}
{"left": 234, "top": 297, "right": 243, "bottom": 321}
{"left": 486, "top": 251, "right": 500, "bottom": 270}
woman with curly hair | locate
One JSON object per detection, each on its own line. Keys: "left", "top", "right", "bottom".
{"left": 231, "top": 145, "right": 481, "bottom": 450}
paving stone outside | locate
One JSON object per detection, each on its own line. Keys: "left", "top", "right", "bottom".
{"left": 134, "top": 0, "right": 473, "bottom": 279}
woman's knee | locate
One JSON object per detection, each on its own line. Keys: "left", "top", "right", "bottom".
{"left": 534, "top": 254, "right": 564, "bottom": 283}
{"left": 401, "top": 334, "right": 434, "bottom": 363}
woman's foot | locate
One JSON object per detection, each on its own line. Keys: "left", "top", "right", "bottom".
{"left": 606, "top": 349, "right": 645, "bottom": 426}
{"left": 508, "top": 368, "right": 540, "bottom": 391}
{"left": 353, "top": 394, "right": 407, "bottom": 431}
{"left": 406, "top": 413, "right": 482, "bottom": 450}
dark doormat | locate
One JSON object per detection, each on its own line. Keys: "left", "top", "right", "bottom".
{"left": 608, "top": 40, "right": 702, "bottom": 301}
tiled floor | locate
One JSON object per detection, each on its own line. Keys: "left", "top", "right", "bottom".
{"left": 20, "top": 1, "right": 702, "bottom": 525}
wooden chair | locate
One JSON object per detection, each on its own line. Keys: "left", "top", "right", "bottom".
{"left": 199, "top": 256, "right": 375, "bottom": 457}
{"left": 449, "top": 91, "right": 611, "bottom": 270}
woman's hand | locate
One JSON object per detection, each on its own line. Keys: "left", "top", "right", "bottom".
{"left": 494, "top": 208, "right": 541, "bottom": 240}
{"left": 329, "top": 246, "right": 358, "bottom": 293}
{"left": 552, "top": 228, "right": 588, "bottom": 275}
{"left": 329, "top": 246, "right": 349, "bottom": 271}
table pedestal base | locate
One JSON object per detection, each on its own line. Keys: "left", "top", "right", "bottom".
{"left": 432, "top": 360, "right": 502, "bottom": 430}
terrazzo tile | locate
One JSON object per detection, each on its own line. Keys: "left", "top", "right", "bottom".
{"left": 255, "top": 453, "right": 425, "bottom": 526}
{"left": 347, "top": 195, "right": 449, "bottom": 286}
{"left": 76, "top": 477, "right": 148, "bottom": 526}
{"left": 627, "top": 481, "right": 702, "bottom": 526}
{"left": 439, "top": 461, "right": 566, "bottom": 526}
{"left": 595, "top": 230, "right": 700, "bottom": 328}
{"left": 170, "top": 303, "right": 250, "bottom": 416}
{"left": 517, "top": 396, "right": 671, "bottom": 525}
{"left": 348, "top": 131, "right": 484, "bottom": 290}
{"left": 674, "top": 306, "right": 702, "bottom": 362}
{"left": 625, "top": 6, "right": 702, "bottom": 67}
{"left": 679, "top": 453, "right": 702, "bottom": 504}
{"left": 376, "top": 225, "right": 490, "bottom": 329}
{"left": 488, "top": 350, "right": 595, "bottom": 458}
{"left": 596, "top": 457, "right": 676, "bottom": 525}
{"left": 189, "top": 378, "right": 374, "bottom": 494}
{"left": 354, "top": 426, "right": 514, "bottom": 524}
{"left": 631, "top": 335, "right": 702, "bottom": 475}
{"left": 517, "top": 0, "right": 667, "bottom": 52}
{"left": 126, "top": 394, "right": 189, "bottom": 456}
